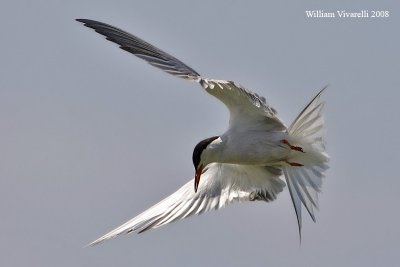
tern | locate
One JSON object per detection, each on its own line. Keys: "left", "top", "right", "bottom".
{"left": 77, "top": 19, "right": 329, "bottom": 246}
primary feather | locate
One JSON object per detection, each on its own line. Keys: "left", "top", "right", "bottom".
{"left": 89, "top": 164, "right": 285, "bottom": 246}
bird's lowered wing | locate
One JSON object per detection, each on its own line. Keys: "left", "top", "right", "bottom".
{"left": 88, "top": 163, "right": 285, "bottom": 246}
{"left": 77, "top": 19, "right": 286, "bottom": 131}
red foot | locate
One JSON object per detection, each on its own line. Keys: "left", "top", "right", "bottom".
{"left": 285, "top": 161, "right": 304, "bottom": 167}
{"left": 281, "top": 139, "right": 305, "bottom": 153}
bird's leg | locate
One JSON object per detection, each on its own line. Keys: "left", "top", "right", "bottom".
{"left": 281, "top": 139, "right": 305, "bottom": 153}
{"left": 285, "top": 161, "right": 304, "bottom": 167}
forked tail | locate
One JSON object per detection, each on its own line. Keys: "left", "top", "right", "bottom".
{"left": 283, "top": 87, "right": 329, "bottom": 239}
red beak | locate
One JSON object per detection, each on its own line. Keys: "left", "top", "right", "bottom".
{"left": 194, "top": 164, "right": 204, "bottom": 193}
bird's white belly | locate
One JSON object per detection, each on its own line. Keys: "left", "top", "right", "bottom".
{"left": 219, "top": 131, "right": 289, "bottom": 166}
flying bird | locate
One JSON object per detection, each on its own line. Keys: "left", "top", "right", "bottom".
{"left": 76, "top": 19, "right": 329, "bottom": 246}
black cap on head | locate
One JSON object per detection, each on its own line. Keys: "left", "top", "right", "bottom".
{"left": 192, "top": 136, "right": 219, "bottom": 169}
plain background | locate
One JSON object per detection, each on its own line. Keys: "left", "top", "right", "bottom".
{"left": 1, "top": 1, "right": 399, "bottom": 266}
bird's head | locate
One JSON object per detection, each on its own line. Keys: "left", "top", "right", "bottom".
{"left": 192, "top": 136, "right": 220, "bottom": 193}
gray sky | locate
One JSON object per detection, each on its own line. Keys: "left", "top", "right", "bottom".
{"left": 1, "top": 1, "right": 399, "bottom": 266}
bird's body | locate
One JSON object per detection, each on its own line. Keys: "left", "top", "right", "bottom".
{"left": 205, "top": 131, "right": 289, "bottom": 166}
{"left": 76, "top": 19, "right": 329, "bottom": 246}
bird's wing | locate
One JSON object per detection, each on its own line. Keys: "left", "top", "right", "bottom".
{"left": 88, "top": 163, "right": 285, "bottom": 246}
{"left": 199, "top": 79, "right": 286, "bottom": 130}
{"left": 77, "top": 19, "right": 286, "bottom": 131}
{"left": 76, "top": 19, "right": 200, "bottom": 80}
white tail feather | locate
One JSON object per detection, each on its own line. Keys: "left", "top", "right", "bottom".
{"left": 283, "top": 87, "right": 329, "bottom": 238}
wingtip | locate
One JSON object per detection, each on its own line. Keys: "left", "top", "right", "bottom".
{"left": 76, "top": 18, "right": 94, "bottom": 25}
{"left": 84, "top": 237, "right": 106, "bottom": 247}
{"left": 83, "top": 242, "right": 94, "bottom": 248}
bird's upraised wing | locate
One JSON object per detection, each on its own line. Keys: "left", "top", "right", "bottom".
{"left": 77, "top": 19, "right": 286, "bottom": 131}
{"left": 88, "top": 163, "right": 285, "bottom": 246}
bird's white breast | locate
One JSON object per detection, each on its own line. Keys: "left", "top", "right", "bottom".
{"left": 208, "top": 130, "right": 290, "bottom": 166}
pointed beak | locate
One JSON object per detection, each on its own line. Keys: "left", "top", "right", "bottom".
{"left": 194, "top": 164, "right": 204, "bottom": 193}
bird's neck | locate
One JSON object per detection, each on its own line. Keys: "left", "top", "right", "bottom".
{"left": 202, "top": 137, "right": 224, "bottom": 165}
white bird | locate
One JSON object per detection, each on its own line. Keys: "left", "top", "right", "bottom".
{"left": 77, "top": 19, "right": 329, "bottom": 246}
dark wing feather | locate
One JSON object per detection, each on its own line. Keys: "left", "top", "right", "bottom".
{"left": 77, "top": 19, "right": 286, "bottom": 131}
{"left": 76, "top": 19, "right": 200, "bottom": 80}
